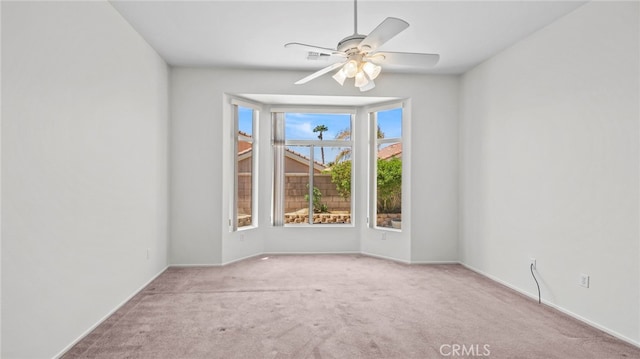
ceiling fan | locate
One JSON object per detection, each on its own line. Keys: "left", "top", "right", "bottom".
{"left": 285, "top": 0, "right": 440, "bottom": 92}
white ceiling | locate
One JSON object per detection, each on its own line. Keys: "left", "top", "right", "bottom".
{"left": 110, "top": 0, "right": 586, "bottom": 75}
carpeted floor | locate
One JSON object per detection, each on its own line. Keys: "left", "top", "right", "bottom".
{"left": 63, "top": 254, "right": 640, "bottom": 358}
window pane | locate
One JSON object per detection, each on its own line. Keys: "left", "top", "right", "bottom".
{"left": 237, "top": 140, "right": 252, "bottom": 228}
{"left": 374, "top": 106, "right": 402, "bottom": 230}
{"left": 284, "top": 146, "right": 311, "bottom": 225}
{"left": 236, "top": 105, "right": 254, "bottom": 229}
{"left": 376, "top": 145, "right": 402, "bottom": 228}
{"left": 323, "top": 159, "right": 351, "bottom": 224}
{"left": 376, "top": 108, "right": 402, "bottom": 139}
{"left": 274, "top": 111, "right": 354, "bottom": 227}
{"left": 238, "top": 107, "right": 253, "bottom": 136}
{"left": 285, "top": 113, "right": 351, "bottom": 141}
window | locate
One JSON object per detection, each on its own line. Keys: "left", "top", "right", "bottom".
{"left": 273, "top": 110, "right": 354, "bottom": 226}
{"left": 233, "top": 105, "right": 257, "bottom": 230}
{"left": 371, "top": 107, "right": 403, "bottom": 230}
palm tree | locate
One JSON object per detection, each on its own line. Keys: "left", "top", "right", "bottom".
{"left": 333, "top": 128, "right": 351, "bottom": 163}
{"left": 333, "top": 126, "right": 385, "bottom": 163}
{"left": 313, "top": 124, "right": 328, "bottom": 164}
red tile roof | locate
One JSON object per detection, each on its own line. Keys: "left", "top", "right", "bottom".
{"left": 377, "top": 143, "right": 402, "bottom": 160}
{"left": 237, "top": 131, "right": 253, "bottom": 155}
{"left": 238, "top": 141, "right": 252, "bottom": 154}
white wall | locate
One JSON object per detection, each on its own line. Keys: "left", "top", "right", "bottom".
{"left": 1, "top": 2, "right": 169, "bottom": 358}
{"left": 358, "top": 77, "right": 459, "bottom": 264}
{"left": 170, "top": 68, "right": 459, "bottom": 265}
{"left": 460, "top": 1, "right": 639, "bottom": 344}
{"left": 0, "top": 2, "right": 4, "bottom": 355}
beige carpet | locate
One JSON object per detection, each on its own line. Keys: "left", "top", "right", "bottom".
{"left": 63, "top": 254, "right": 640, "bottom": 358}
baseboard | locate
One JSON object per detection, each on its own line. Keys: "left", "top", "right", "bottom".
{"left": 221, "top": 253, "right": 264, "bottom": 266}
{"left": 262, "top": 251, "right": 361, "bottom": 257}
{"left": 460, "top": 262, "right": 640, "bottom": 349}
{"left": 53, "top": 266, "right": 169, "bottom": 359}
{"left": 360, "top": 251, "right": 411, "bottom": 264}
{"left": 169, "top": 263, "right": 223, "bottom": 267}
{"left": 410, "top": 260, "right": 460, "bottom": 265}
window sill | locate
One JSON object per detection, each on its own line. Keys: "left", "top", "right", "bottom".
{"left": 374, "top": 226, "right": 402, "bottom": 233}
{"left": 282, "top": 223, "right": 356, "bottom": 229}
{"left": 237, "top": 225, "right": 258, "bottom": 232}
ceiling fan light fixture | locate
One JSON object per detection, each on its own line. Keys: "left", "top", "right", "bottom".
{"left": 344, "top": 60, "right": 359, "bottom": 78}
{"left": 332, "top": 68, "right": 347, "bottom": 85}
{"left": 354, "top": 71, "right": 369, "bottom": 88}
{"left": 359, "top": 78, "right": 375, "bottom": 92}
{"left": 362, "top": 61, "right": 382, "bottom": 80}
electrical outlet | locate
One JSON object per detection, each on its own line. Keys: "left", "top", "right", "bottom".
{"left": 381, "top": 232, "right": 387, "bottom": 240}
{"left": 579, "top": 274, "right": 590, "bottom": 288}
{"left": 146, "top": 248, "right": 150, "bottom": 260}
{"left": 530, "top": 258, "right": 536, "bottom": 270}
{"left": 239, "top": 233, "right": 245, "bottom": 241}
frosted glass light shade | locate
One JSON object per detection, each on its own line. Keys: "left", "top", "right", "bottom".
{"left": 332, "top": 68, "right": 347, "bottom": 85}
{"left": 344, "top": 60, "right": 358, "bottom": 78}
{"left": 354, "top": 71, "right": 369, "bottom": 88}
{"left": 362, "top": 62, "right": 382, "bottom": 80}
{"left": 359, "top": 79, "right": 375, "bottom": 92}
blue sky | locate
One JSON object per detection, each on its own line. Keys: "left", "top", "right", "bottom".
{"left": 238, "top": 107, "right": 402, "bottom": 164}
{"left": 376, "top": 108, "right": 402, "bottom": 139}
{"left": 238, "top": 107, "right": 254, "bottom": 135}
{"left": 284, "top": 113, "right": 351, "bottom": 141}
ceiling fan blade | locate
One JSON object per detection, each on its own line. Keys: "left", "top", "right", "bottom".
{"left": 294, "top": 61, "right": 346, "bottom": 85}
{"left": 358, "top": 17, "right": 409, "bottom": 52}
{"left": 368, "top": 51, "right": 440, "bottom": 68}
{"left": 285, "top": 42, "right": 346, "bottom": 57}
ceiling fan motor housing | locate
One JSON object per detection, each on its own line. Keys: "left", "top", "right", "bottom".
{"left": 337, "top": 34, "right": 367, "bottom": 54}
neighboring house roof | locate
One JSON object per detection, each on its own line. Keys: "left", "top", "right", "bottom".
{"left": 284, "top": 147, "right": 327, "bottom": 172}
{"left": 377, "top": 143, "right": 402, "bottom": 160}
{"left": 237, "top": 131, "right": 253, "bottom": 155}
{"left": 237, "top": 131, "right": 326, "bottom": 172}
{"left": 238, "top": 142, "right": 252, "bottom": 155}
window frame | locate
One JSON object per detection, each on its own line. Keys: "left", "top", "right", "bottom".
{"left": 271, "top": 106, "right": 356, "bottom": 227}
{"left": 368, "top": 102, "right": 404, "bottom": 231}
{"left": 230, "top": 99, "right": 260, "bottom": 232}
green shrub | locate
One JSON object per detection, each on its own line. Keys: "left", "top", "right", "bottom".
{"left": 327, "top": 158, "right": 402, "bottom": 213}
{"left": 328, "top": 160, "right": 351, "bottom": 199}
{"left": 304, "top": 184, "right": 328, "bottom": 213}
{"left": 376, "top": 158, "right": 402, "bottom": 213}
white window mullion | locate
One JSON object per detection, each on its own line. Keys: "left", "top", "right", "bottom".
{"left": 231, "top": 104, "right": 239, "bottom": 231}
{"left": 250, "top": 109, "right": 259, "bottom": 227}
{"left": 377, "top": 137, "right": 401, "bottom": 145}
{"left": 369, "top": 111, "right": 378, "bottom": 229}
{"left": 286, "top": 139, "right": 352, "bottom": 147}
{"left": 272, "top": 112, "right": 285, "bottom": 226}
{"left": 308, "top": 145, "right": 315, "bottom": 225}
